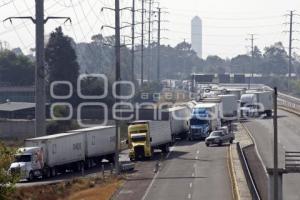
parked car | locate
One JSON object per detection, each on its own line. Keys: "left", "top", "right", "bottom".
{"left": 205, "top": 128, "right": 234, "bottom": 146}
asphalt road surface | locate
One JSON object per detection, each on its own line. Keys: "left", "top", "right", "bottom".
{"left": 243, "top": 109, "right": 300, "bottom": 200}
{"left": 116, "top": 140, "right": 233, "bottom": 200}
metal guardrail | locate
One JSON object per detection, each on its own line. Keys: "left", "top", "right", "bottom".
{"left": 285, "top": 151, "right": 300, "bottom": 173}
{"left": 236, "top": 142, "right": 261, "bottom": 200}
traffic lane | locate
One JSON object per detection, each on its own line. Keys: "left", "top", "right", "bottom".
{"left": 144, "top": 141, "right": 232, "bottom": 200}
{"left": 242, "top": 109, "right": 300, "bottom": 200}
{"left": 192, "top": 143, "right": 232, "bottom": 200}
{"left": 16, "top": 151, "right": 130, "bottom": 187}
{"left": 115, "top": 145, "right": 184, "bottom": 200}
{"left": 242, "top": 109, "right": 300, "bottom": 168}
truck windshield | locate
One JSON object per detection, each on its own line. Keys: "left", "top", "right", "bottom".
{"left": 211, "top": 131, "right": 223, "bottom": 137}
{"left": 131, "top": 135, "right": 146, "bottom": 142}
{"left": 15, "top": 155, "right": 31, "bottom": 162}
{"left": 190, "top": 118, "right": 208, "bottom": 125}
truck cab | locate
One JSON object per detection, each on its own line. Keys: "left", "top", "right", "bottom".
{"left": 240, "top": 93, "right": 259, "bottom": 118}
{"left": 128, "top": 121, "right": 152, "bottom": 160}
{"left": 189, "top": 108, "right": 210, "bottom": 140}
{"left": 9, "top": 147, "right": 44, "bottom": 181}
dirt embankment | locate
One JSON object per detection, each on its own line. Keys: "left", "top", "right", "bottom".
{"left": 8, "top": 176, "right": 123, "bottom": 200}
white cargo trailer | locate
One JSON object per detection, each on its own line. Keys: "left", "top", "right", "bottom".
{"left": 149, "top": 121, "right": 172, "bottom": 146}
{"left": 71, "top": 126, "right": 116, "bottom": 168}
{"left": 218, "top": 94, "right": 238, "bottom": 120}
{"left": 167, "top": 106, "right": 190, "bottom": 139}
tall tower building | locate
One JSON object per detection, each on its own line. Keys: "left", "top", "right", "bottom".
{"left": 191, "top": 16, "right": 202, "bottom": 58}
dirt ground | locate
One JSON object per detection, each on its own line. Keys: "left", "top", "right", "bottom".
{"left": 9, "top": 176, "right": 123, "bottom": 200}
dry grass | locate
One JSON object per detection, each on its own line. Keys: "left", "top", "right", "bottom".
{"left": 9, "top": 176, "right": 123, "bottom": 200}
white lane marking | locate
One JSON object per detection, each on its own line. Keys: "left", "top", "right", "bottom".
{"left": 189, "top": 182, "right": 193, "bottom": 188}
{"left": 120, "top": 190, "right": 133, "bottom": 194}
{"left": 188, "top": 193, "right": 192, "bottom": 199}
{"left": 141, "top": 143, "right": 176, "bottom": 200}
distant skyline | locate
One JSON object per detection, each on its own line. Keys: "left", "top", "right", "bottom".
{"left": 0, "top": 0, "right": 299, "bottom": 58}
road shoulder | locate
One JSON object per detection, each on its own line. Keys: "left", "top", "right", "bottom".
{"left": 228, "top": 123, "right": 252, "bottom": 200}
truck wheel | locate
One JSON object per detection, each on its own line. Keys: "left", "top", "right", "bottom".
{"left": 43, "top": 168, "right": 51, "bottom": 179}
{"left": 76, "top": 162, "right": 82, "bottom": 172}
{"left": 218, "top": 142, "right": 222, "bottom": 146}
{"left": 230, "top": 139, "right": 233, "bottom": 144}
{"left": 162, "top": 144, "right": 169, "bottom": 153}
{"left": 205, "top": 143, "right": 209, "bottom": 147}
{"left": 28, "top": 171, "right": 34, "bottom": 181}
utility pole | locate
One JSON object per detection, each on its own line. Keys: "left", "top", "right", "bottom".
{"left": 147, "top": 0, "right": 152, "bottom": 82}
{"left": 35, "top": 0, "right": 46, "bottom": 137}
{"left": 115, "top": 0, "right": 121, "bottom": 175}
{"left": 141, "top": 0, "right": 145, "bottom": 85}
{"left": 156, "top": 7, "right": 161, "bottom": 82}
{"left": 101, "top": 1, "right": 131, "bottom": 175}
{"left": 131, "top": 0, "right": 135, "bottom": 83}
{"left": 273, "top": 87, "right": 279, "bottom": 200}
{"left": 246, "top": 34, "right": 255, "bottom": 89}
{"left": 288, "top": 11, "right": 294, "bottom": 92}
{"left": 4, "top": 0, "right": 70, "bottom": 137}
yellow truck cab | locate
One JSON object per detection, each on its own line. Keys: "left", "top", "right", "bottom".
{"left": 128, "top": 120, "right": 172, "bottom": 160}
{"left": 128, "top": 121, "right": 152, "bottom": 160}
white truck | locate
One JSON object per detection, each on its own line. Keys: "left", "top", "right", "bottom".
{"left": 226, "top": 88, "right": 246, "bottom": 100}
{"left": 218, "top": 94, "right": 238, "bottom": 121}
{"left": 128, "top": 120, "right": 172, "bottom": 160}
{"left": 167, "top": 106, "right": 190, "bottom": 140}
{"left": 9, "top": 126, "right": 116, "bottom": 181}
{"left": 240, "top": 91, "right": 273, "bottom": 117}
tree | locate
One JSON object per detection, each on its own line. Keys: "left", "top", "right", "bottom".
{"left": 0, "top": 143, "right": 18, "bottom": 199}
{"left": 45, "top": 27, "right": 80, "bottom": 103}
{"left": 263, "top": 42, "right": 288, "bottom": 75}
{"left": 230, "top": 54, "right": 251, "bottom": 73}
{"left": 0, "top": 50, "right": 34, "bottom": 86}
{"left": 205, "top": 55, "right": 226, "bottom": 73}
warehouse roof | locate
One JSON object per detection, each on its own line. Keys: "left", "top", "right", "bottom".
{"left": 0, "top": 102, "right": 35, "bottom": 112}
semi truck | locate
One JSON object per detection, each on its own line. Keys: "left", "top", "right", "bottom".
{"left": 127, "top": 120, "right": 172, "bottom": 160}
{"left": 167, "top": 106, "right": 190, "bottom": 140}
{"left": 188, "top": 103, "right": 221, "bottom": 140}
{"left": 218, "top": 94, "right": 238, "bottom": 121}
{"left": 8, "top": 126, "right": 115, "bottom": 181}
{"left": 240, "top": 91, "right": 273, "bottom": 117}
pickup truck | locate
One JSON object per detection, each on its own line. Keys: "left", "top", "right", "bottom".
{"left": 205, "top": 127, "right": 234, "bottom": 146}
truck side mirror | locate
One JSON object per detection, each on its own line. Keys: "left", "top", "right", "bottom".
{"left": 150, "top": 137, "right": 152, "bottom": 142}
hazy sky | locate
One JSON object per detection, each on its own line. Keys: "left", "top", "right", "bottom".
{"left": 0, "top": 0, "right": 299, "bottom": 58}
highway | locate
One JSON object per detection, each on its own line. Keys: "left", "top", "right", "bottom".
{"left": 116, "top": 140, "right": 232, "bottom": 200}
{"left": 243, "top": 109, "right": 300, "bottom": 200}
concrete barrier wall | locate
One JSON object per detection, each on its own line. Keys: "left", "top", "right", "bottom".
{"left": 0, "top": 120, "right": 35, "bottom": 139}
{"left": 243, "top": 144, "right": 268, "bottom": 200}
